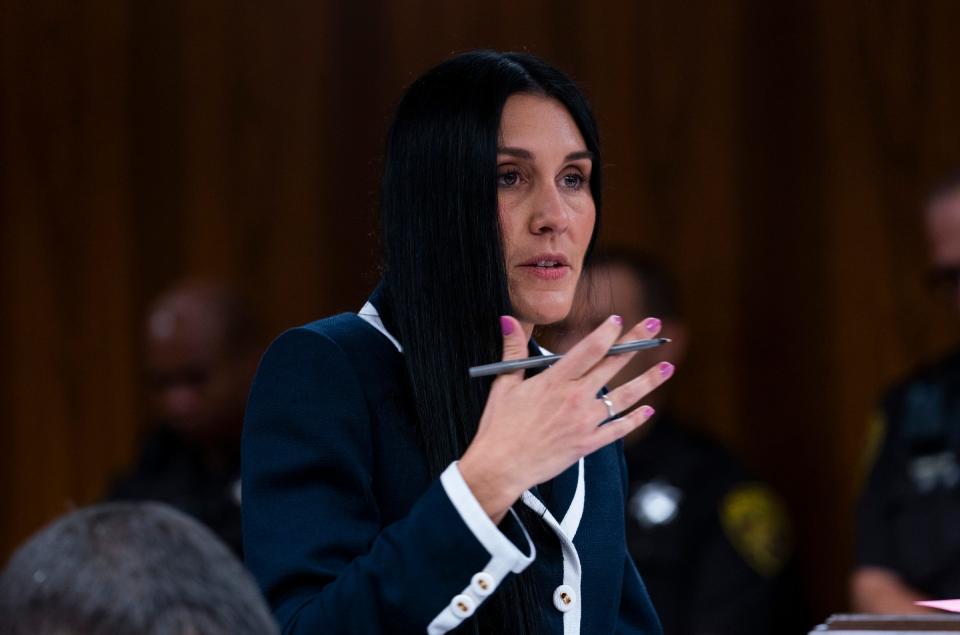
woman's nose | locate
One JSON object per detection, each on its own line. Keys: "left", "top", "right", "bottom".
{"left": 528, "top": 183, "right": 569, "bottom": 235}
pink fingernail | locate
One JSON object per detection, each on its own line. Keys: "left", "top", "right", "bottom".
{"left": 639, "top": 405, "right": 655, "bottom": 419}
{"left": 643, "top": 317, "right": 661, "bottom": 333}
{"left": 611, "top": 314, "right": 623, "bottom": 325}
{"left": 500, "top": 316, "right": 514, "bottom": 336}
{"left": 659, "top": 362, "right": 674, "bottom": 379}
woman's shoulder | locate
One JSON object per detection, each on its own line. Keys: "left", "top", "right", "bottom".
{"left": 256, "top": 312, "right": 404, "bottom": 395}
{"left": 246, "top": 312, "right": 401, "bottom": 424}
{"left": 267, "top": 312, "right": 394, "bottom": 360}
{"left": 295, "top": 311, "right": 372, "bottom": 341}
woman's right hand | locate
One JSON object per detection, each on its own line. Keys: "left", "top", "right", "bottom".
{"left": 458, "top": 314, "right": 674, "bottom": 523}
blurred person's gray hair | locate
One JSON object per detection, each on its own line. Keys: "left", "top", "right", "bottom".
{"left": 0, "top": 502, "right": 278, "bottom": 635}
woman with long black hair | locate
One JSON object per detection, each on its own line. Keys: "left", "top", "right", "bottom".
{"left": 242, "top": 50, "right": 673, "bottom": 634}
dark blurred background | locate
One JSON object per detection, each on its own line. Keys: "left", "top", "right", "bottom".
{"left": 3, "top": 0, "right": 960, "bottom": 625}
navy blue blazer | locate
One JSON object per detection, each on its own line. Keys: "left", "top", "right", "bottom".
{"left": 242, "top": 295, "right": 662, "bottom": 634}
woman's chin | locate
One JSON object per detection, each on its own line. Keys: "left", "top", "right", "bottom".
{"left": 515, "top": 301, "right": 573, "bottom": 328}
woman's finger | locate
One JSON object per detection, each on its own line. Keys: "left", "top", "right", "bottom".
{"left": 590, "top": 403, "right": 656, "bottom": 448}
{"left": 582, "top": 317, "right": 662, "bottom": 391}
{"left": 549, "top": 314, "right": 624, "bottom": 381}
{"left": 602, "top": 361, "right": 674, "bottom": 416}
{"left": 488, "top": 315, "right": 529, "bottom": 394}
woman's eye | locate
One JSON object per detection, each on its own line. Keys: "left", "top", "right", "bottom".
{"left": 497, "top": 170, "right": 521, "bottom": 187}
{"left": 562, "top": 173, "right": 586, "bottom": 190}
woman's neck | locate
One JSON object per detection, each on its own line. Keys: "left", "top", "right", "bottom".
{"left": 519, "top": 320, "right": 534, "bottom": 341}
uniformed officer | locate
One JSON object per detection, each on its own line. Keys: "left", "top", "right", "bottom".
{"left": 106, "top": 279, "right": 262, "bottom": 556}
{"left": 853, "top": 173, "right": 960, "bottom": 612}
{"left": 546, "top": 247, "right": 803, "bottom": 635}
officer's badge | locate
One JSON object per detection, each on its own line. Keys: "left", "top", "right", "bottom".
{"left": 629, "top": 480, "right": 683, "bottom": 528}
{"left": 720, "top": 483, "right": 791, "bottom": 577}
{"left": 909, "top": 451, "right": 960, "bottom": 493}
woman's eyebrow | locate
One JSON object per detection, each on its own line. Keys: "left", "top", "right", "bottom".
{"left": 497, "top": 147, "right": 533, "bottom": 159}
{"left": 497, "top": 147, "right": 594, "bottom": 162}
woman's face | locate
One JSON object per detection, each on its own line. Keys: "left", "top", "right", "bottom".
{"left": 497, "top": 93, "right": 596, "bottom": 331}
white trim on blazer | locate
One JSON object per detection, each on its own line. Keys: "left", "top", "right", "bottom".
{"left": 358, "top": 303, "right": 586, "bottom": 634}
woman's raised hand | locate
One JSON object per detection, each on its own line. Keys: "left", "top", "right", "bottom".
{"left": 458, "top": 315, "right": 674, "bottom": 523}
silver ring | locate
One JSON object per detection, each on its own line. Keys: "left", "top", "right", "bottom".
{"left": 600, "top": 394, "right": 617, "bottom": 420}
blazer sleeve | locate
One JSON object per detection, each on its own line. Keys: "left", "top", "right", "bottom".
{"left": 615, "top": 440, "right": 664, "bottom": 635}
{"left": 242, "top": 326, "right": 533, "bottom": 634}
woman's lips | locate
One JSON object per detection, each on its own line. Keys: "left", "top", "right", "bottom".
{"left": 518, "top": 264, "right": 570, "bottom": 281}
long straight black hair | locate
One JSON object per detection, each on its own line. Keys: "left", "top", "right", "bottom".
{"left": 380, "top": 50, "right": 602, "bottom": 633}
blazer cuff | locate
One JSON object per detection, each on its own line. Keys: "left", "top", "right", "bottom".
{"left": 440, "top": 461, "right": 536, "bottom": 572}
{"left": 428, "top": 462, "right": 535, "bottom": 634}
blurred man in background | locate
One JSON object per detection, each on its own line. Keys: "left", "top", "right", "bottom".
{"left": 106, "top": 279, "right": 262, "bottom": 556}
{"left": 0, "top": 502, "right": 278, "bottom": 634}
{"left": 545, "top": 247, "right": 801, "bottom": 635}
{"left": 853, "top": 173, "right": 960, "bottom": 612}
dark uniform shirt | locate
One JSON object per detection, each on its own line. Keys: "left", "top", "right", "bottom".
{"left": 106, "top": 425, "right": 243, "bottom": 556}
{"left": 624, "top": 415, "right": 799, "bottom": 635}
{"left": 857, "top": 349, "right": 960, "bottom": 598}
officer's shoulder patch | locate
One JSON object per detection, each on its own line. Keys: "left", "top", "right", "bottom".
{"left": 719, "top": 483, "right": 792, "bottom": 578}
{"left": 860, "top": 411, "right": 886, "bottom": 480}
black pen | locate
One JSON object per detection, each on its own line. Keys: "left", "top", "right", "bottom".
{"left": 468, "top": 338, "right": 671, "bottom": 378}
